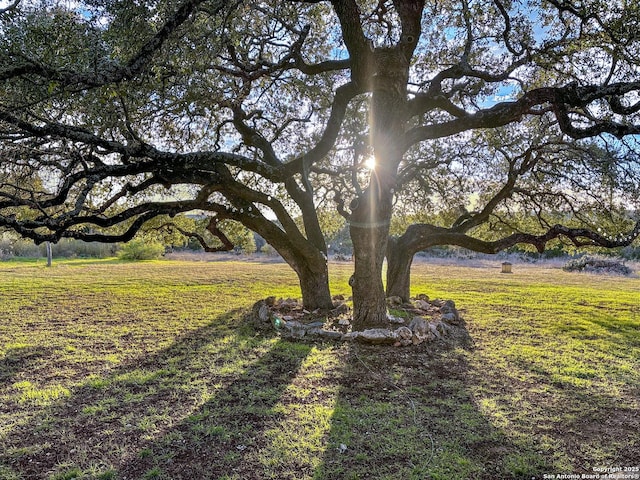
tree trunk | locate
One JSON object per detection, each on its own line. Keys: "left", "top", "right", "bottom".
{"left": 385, "top": 237, "right": 413, "bottom": 302}
{"left": 272, "top": 247, "right": 333, "bottom": 311}
{"left": 262, "top": 234, "right": 333, "bottom": 311}
{"left": 297, "top": 262, "right": 334, "bottom": 311}
{"left": 350, "top": 225, "right": 389, "bottom": 330}
{"left": 348, "top": 46, "right": 409, "bottom": 330}
{"left": 386, "top": 224, "right": 456, "bottom": 302}
{"left": 349, "top": 181, "right": 395, "bottom": 330}
{"left": 46, "top": 241, "right": 52, "bottom": 267}
{"left": 230, "top": 203, "right": 334, "bottom": 312}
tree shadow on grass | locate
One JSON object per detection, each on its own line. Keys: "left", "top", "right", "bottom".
{"left": 6, "top": 307, "right": 501, "bottom": 480}
{"left": 2, "top": 306, "right": 637, "bottom": 480}
{"left": 312, "top": 339, "right": 557, "bottom": 480}
{"left": 0, "top": 308, "right": 313, "bottom": 479}
{"left": 0, "top": 345, "right": 54, "bottom": 389}
{"left": 460, "top": 354, "right": 640, "bottom": 476}
{"left": 310, "top": 317, "right": 639, "bottom": 480}
{"left": 118, "top": 337, "right": 314, "bottom": 479}
{"left": 584, "top": 310, "right": 640, "bottom": 346}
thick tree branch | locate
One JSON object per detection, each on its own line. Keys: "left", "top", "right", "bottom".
{"left": 452, "top": 147, "right": 541, "bottom": 232}
{"left": 403, "top": 82, "right": 640, "bottom": 150}
{"left": 492, "top": 0, "right": 526, "bottom": 56}
{"left": 163, "top": 217, "right": 235, "bottom": 252}
{"left": 329, "top": 0, "right": 373, "bottom": 85}
{"left": 282, "top": 81, "right": 362, "bottom": 176}
{"left": 393, "top": 0, "right": 425, "bottom": 58}
{"left": 294, "top": 58, "right": 351, "bottom": 75}
{"left": 396, "top": 221, "right": 640, "bottom": 257}
{"left": 0, "top": 110, "right": 284, "bottom": 180}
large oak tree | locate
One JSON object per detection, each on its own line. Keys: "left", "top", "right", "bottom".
{"left": 1, "top": 0, "right": 640, "bottom": 329}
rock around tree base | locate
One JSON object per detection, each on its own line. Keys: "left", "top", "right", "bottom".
{"left": 251, "top": 294, "right": 468, "bottom": 347}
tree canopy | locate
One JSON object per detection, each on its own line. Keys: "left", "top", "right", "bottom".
{"left": 1, "top": 0, "right": 639, "bottom": 328}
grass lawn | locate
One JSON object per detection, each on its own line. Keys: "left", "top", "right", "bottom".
{"left": 0, "top": 258, "right": 638, "bottom": 480}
